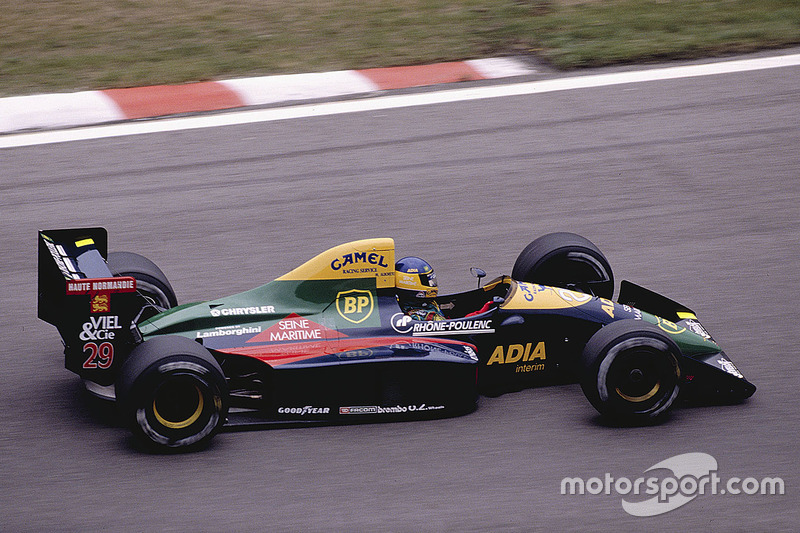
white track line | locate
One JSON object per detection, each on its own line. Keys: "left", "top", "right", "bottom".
{"left": 2, "top": 53, "right": 799, "bottom": 149}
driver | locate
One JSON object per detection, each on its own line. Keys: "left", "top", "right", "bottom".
{"left": 395, "top": 256, "right": 445, "bottom": 321}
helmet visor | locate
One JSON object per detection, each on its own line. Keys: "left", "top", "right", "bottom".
{"left": 420, "top": 271, "right": 437, "bottom": 288}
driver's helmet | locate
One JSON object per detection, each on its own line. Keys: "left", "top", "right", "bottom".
{"left": 395, "top": 257, "right": 438, "bottom": 299}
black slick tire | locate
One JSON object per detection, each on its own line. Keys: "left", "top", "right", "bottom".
{"left": 116, "top": 336, "right": 228, "bottom": 451}
{"left": 107, "top": 251, "right": 177, "bottom": 309}
{"left": 579, "top": 320, "right": 681, "bottom": 423}
{"left": 512, "top": 232, "right": 614, "bottom": 299}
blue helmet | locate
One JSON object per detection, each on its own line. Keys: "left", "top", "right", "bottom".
{"left": 395, "top": 257, "right": 438, "bottom": 298}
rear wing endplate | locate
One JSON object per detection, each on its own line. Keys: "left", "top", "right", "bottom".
{"left": 39, "top": 228, "right": 112, "bottom": 324}
{"left": 38, "top": 228, "right": 143, "bottom": 386}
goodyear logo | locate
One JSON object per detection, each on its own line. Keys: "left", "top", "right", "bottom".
{"left": 336, "top": 289, "right": 374, "bottom": 324}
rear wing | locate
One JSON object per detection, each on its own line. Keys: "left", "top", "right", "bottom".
{"left": 39, "top": 228, "right": 144, "bottom": 386}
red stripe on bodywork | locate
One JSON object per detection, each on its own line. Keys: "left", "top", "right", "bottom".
{"left": 246, "top": 312, "right": 347, "bottom": 344}
{"left": 217, "top": 336, "right": 476, "bottom": 367}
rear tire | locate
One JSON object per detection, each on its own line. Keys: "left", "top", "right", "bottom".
{"left": 107, "top": 251, "right": 177, "bottom": 309}
{"left": 116, "top": 336, "right": 228, "bottom": 451}
{"left": 580, "top": 320, "right": 681, "bottom": 423}
{"left": 512, "top": 232, "right": 614, "bottom": 299}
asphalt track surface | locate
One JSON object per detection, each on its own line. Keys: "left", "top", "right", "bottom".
{"left": 2, "top": 51, "right": 799, "bottom": 531}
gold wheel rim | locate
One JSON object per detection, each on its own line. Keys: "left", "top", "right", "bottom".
{"left": 153, "top": 384, "right": 204, "bottom": 430}
{"left": 616, "top": 380, "right": 660, "bottom": 403}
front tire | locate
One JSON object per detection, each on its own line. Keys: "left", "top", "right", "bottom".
{"left": 580, "top": 320, "right": 681, "bottom": 423}
{"left": 116, "top": 336, "right": 228, "bottom": 450}
{"left": 512, "top": 232, "right": 614, "bottom": 299}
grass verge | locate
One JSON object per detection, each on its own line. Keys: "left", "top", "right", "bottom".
{"left": 2, "top": 0, "right": 799, "bottom": 96}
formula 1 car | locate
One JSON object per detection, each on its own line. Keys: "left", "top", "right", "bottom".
{"left": 38, "top": 228, "right": 755, "bottom": 450}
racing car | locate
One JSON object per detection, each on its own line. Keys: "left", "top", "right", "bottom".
{"left": 38, "top": 228, "right": 755, "bottom": 450}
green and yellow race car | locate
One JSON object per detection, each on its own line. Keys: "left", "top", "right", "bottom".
{"left": 39, "top": 228, "right": 755, "bottom": 450}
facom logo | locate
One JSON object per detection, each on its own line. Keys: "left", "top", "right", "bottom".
{"left": 560, "top": 452, "right": 785, "bottom": 517}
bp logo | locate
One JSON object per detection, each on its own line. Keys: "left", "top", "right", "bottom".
{"left": 336, "top": 289, "right": 374, "bottom": 324}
